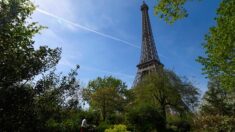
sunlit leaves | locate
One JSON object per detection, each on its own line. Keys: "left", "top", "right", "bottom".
{"left": 83, "top": 76, "right": 128, "bottom": 120}
{"left": 197, "top": 0, "right": 235, "bottom": 91}
{"left": 154, "top": 0, "right": 195, "bottom": 24}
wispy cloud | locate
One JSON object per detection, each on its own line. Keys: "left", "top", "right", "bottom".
{"left": 36, "top": 8, "right": 170, "bottom": 60}
{"left": 36, "top": 9, "right": 140, "bottom": 49}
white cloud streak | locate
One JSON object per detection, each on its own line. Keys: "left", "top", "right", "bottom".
{"left": 36, "top": 8, "right": 168, "bottom": 59}
{"left": 36, "top": 8, "right": 140, "bottom": 49}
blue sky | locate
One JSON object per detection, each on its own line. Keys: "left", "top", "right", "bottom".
{"left": 32, "top": 0, "right": 220, "bottom": 93}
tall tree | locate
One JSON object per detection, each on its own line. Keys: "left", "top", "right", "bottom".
{"left": 197, "top": 0, "right": 235, "bottom": 91}
{"left": 134, "top": 70, "right": 199, "bottom": 118}
{"left": 133, "top": 70, "right": 199, "bottom": 131}
{"left": 0, "top": 0, "right": 61, "bottom": 130}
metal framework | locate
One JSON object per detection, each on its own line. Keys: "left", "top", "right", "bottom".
{"left": 133, "top": 1, "right": 163, "bottom": 86}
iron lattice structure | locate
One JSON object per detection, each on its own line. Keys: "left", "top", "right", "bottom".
{"left": 133, "top": 2, "right": 163, "bottom": 86}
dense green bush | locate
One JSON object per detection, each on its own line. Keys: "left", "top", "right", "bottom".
{"left": 127, "top": 104, "right": 166, "bottom": 132}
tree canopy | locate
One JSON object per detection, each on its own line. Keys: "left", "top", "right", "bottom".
{"left": 131, "top": 70, "right": 199, "bottom": 131}
{"left": 0, "top": 0, "right": 61, "bottom": 88}
{"left": 0, "top": 0, "right": 80, "bottom": 131}
{"left": 83, "top": 76, "right": 129, "bottom": 121}
{"left": 197, "top": 0, "right": 235, "bottom": 91}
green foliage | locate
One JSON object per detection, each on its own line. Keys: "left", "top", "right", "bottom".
{"left": 134, "top": 70, "right": 199, "bottom": 119}
{"left": 0, "top": 0, "right": 61, "bottom": 88}
{"left": 107, "top": 113, "right": 125, "bottom": 125}
{"left": 0, "top": 0, "right": 62, "bottom": 131}
{"left": 167, "top": 111, "right": 194, "bottom": 131}
{"left": 134, "top": 72, "right": 177, "bottom": 118}
{"left": 130, "top": 70, "right": 199, "bottom": 131}
{"left": 83, "top": 76, "right": 129, "bottom": 121}
{"left": 97, "top": 121, "right": 112, "bottom": 132}
{"left": 192, "top": 114, "right": 235, "bottom": 132}
{"left": 84, "top": 76, "right": 127, "bottom": 101}
{"left": 197, "top": 0, "right": 235, "bottom": 91}
{"left": 0, "top": 0, "right": 82, "bottom": 131}
{"left": 127, "top": 104, "right": 166, "bottom": 132}
{"left": 33, "top": 67, "right": 80, "bottom": 127}
{"left": 46, "top": 109, "right": 100, "bottom": 132}
{"left": 195, "top": 78, "right": 235, "bottom": 131}
{"left": 201, "top": 79, "right": 235, "bottom": 116}
{"left": 165, "top": 70, "right": 200, "bottom": 111}
{"left": 154, "top": 0, "right": 198, "bottom": 24}
{"left": 105, "top": 124, "right": 129, "bottom": 132}
{"left": 0, "top": 85, "right": 41, "bottom": 131}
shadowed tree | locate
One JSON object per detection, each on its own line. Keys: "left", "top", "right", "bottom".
{"left": 0, "top": 0, "right": 63, "bottom": 131}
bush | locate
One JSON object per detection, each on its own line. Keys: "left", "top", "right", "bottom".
{"left": 107, "top": 113, "right": 125, "bottom": 124}
{"left": 96, "top": 121, "right": 111, "bottom": 132}
{"left": 127, "top": 104, "right": 166, "bottom": 131}
{"left": 192, "top": 114, "right": 235, "bottom": 131}
{"left": 105, "top": 124, "right": 129, "bottom": 132}
{"left": 167, "top": 116, "right": 191, "bottom": 132}
{"left": 46, "top": 118, "right": 80, "bottom": 132}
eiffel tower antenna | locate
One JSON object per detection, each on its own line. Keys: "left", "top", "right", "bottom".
{"left": 133, "top": 1, "right": 163, "bottom": 86}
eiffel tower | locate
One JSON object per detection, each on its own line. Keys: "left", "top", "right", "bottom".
{"left": 133, "top": 1, "right": 164, "bottom": 85}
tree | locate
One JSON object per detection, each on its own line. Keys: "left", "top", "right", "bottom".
{"left": 0, "top": 0, "right": 61, "bottom": 88}
{"left": 165, "top": 70, "right": 200, "bottom": 111}
{"left": 192, "top": 78, "right": 235, "bottom": 131}
{"left": 197, "top": 0, "right": 235, "bottom": 91}
{"left": 154, "top": 0, "right": 196, "bottom": 24}
{"left": 134, "top": 72, "right": 179, "bottom": 121}
{"left": 152, "top": 0, "right": 235, "bottom": 91}
{"left": 132, "top": 70, "right": 199, "bottom": 130}
{"left": 200, "top": 78, "right": 235, "bottom": 116}
{"left": 83, "top": 76, "right": 128, "bottom": 121}
{"left": 134, "top": 70, "right": 199, "bottom": 118}
{"left": 0, "top": 0, "right": 65, "bottom": 130}
{"left": 34, "top": 66, "right": 80, "bottom": 122}
{"left": 34, "top": 66, "right": 81, "bottom": 131}
{"left": 0, "top": 84, "right": 40, "bottom": 131}
{"left": 127, "top": 104, "right": 166, "bottom": 132}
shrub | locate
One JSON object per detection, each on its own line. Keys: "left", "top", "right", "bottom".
{"left": 96, "top": 121, "right": 111, "bottom": 132}
{"left": 127, "top": 104, "right": 166, "bottom": 131}
{"left": 105, "top": 124, "right": 129, "bottom": 132}
{"left": 192, "top": 114, "right": 235, "bottom": 131}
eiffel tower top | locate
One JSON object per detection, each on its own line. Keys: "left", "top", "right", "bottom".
{"left": 141, "top": 1, "right": 148, "bottom": 10}
{"left": 138, "top": 1, "right": 161, "bottom": 67}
